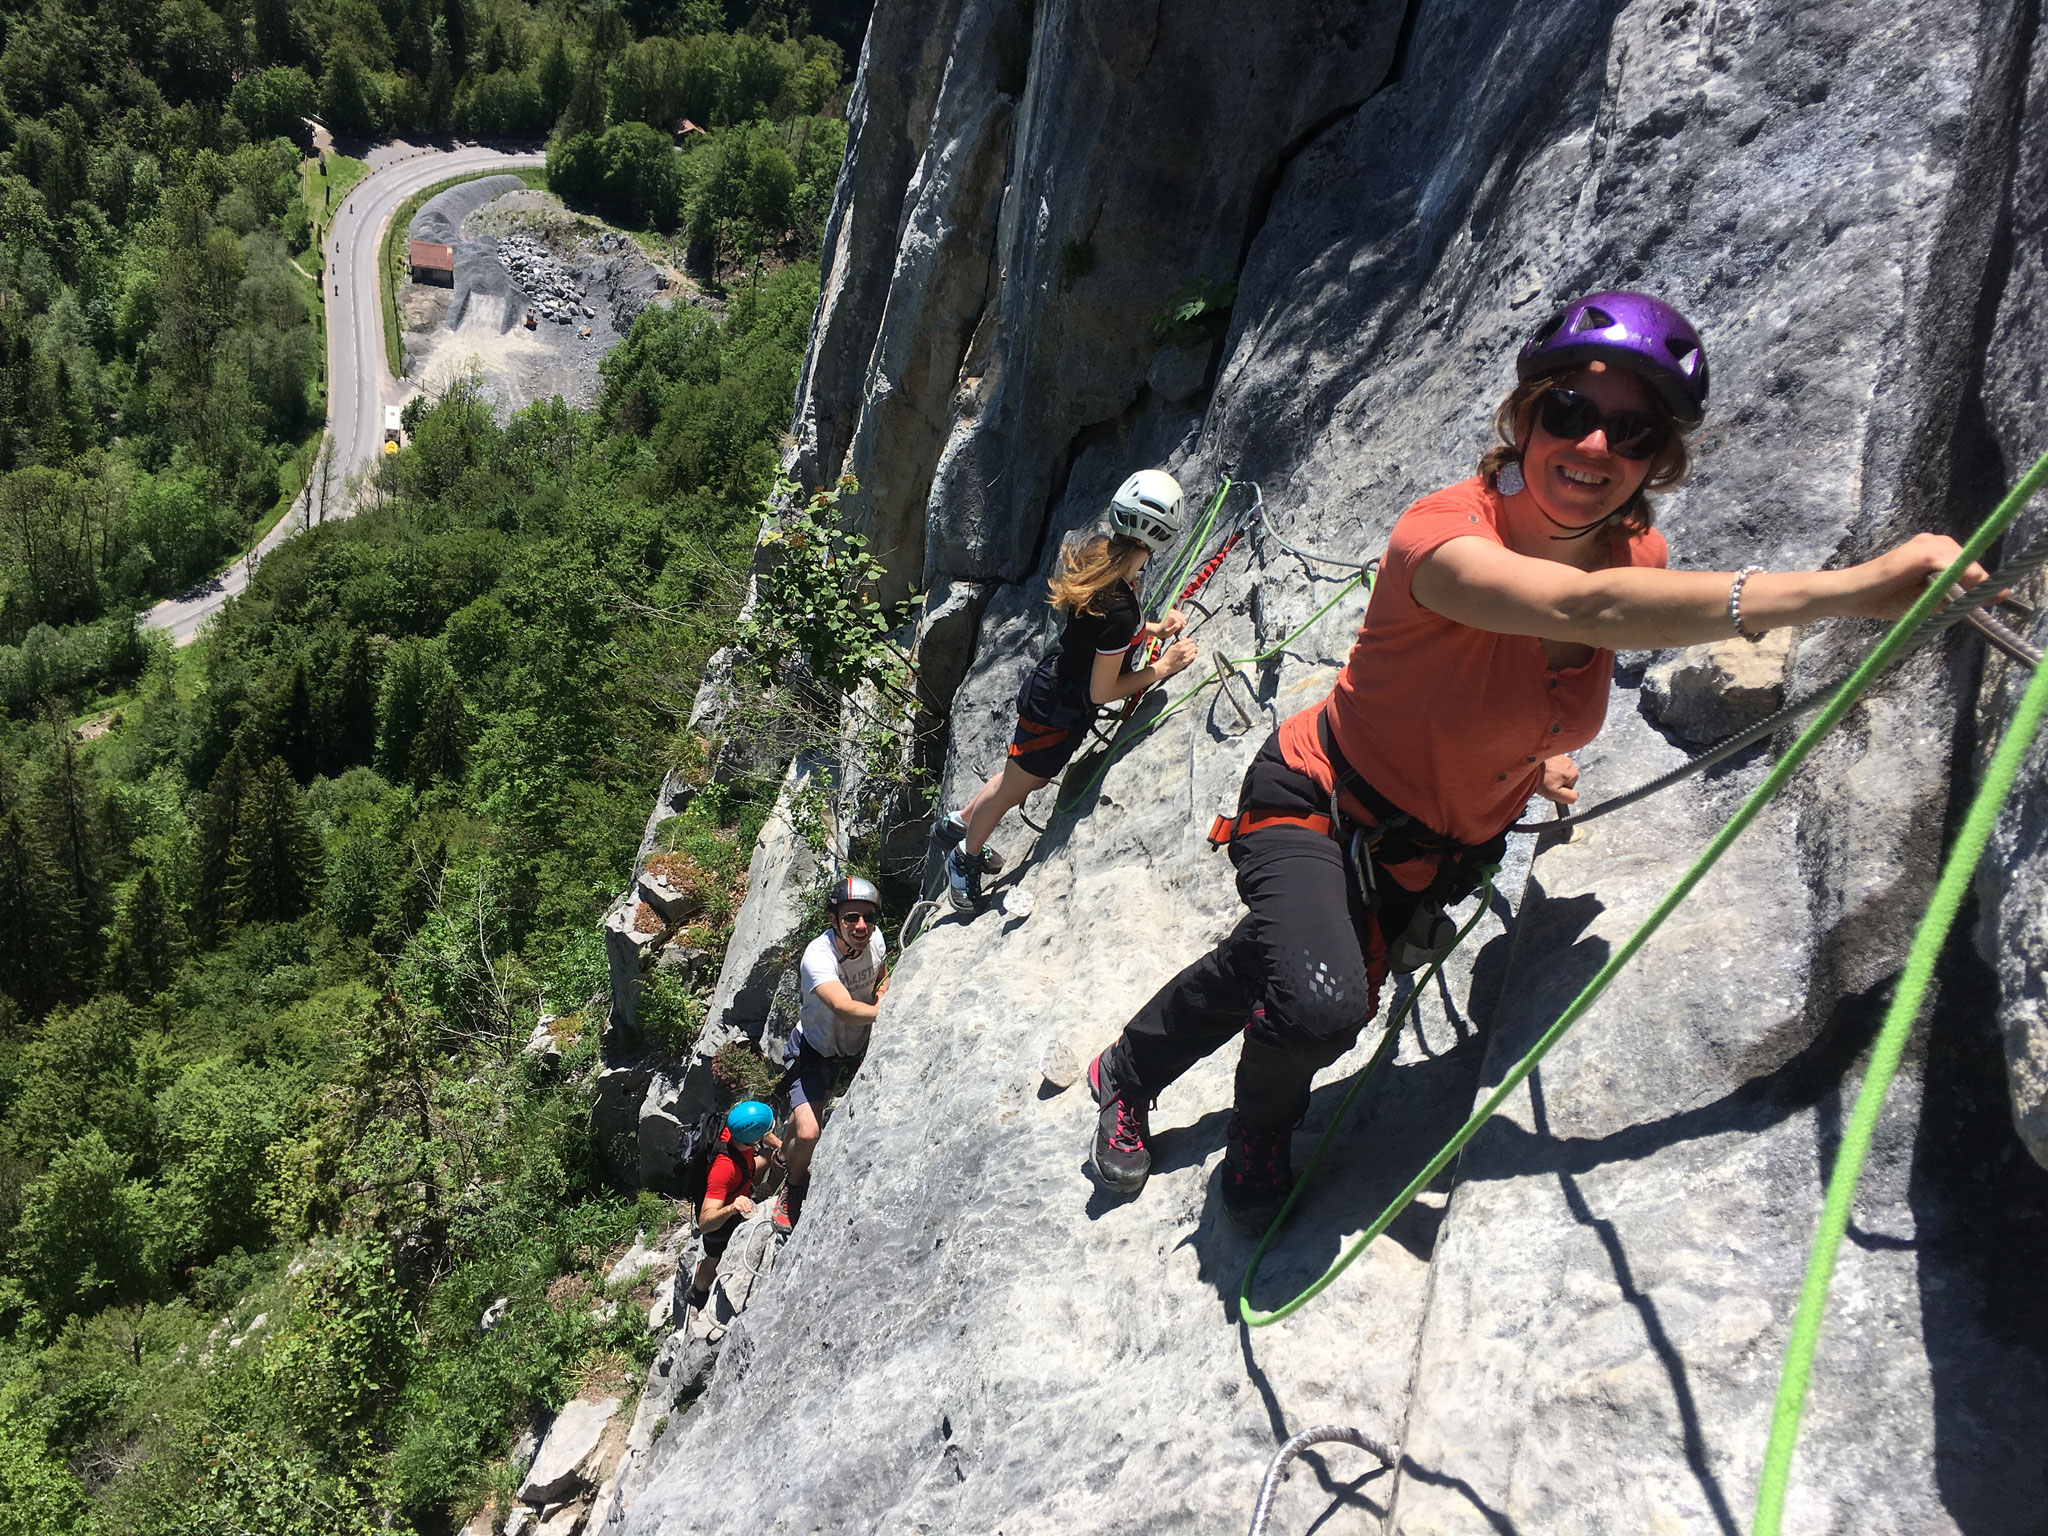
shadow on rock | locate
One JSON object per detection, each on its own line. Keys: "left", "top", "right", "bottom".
{"left": 1234, "top": 1323, "right": 1396, "bottom": 1532}
{"left": 1912, "top": 910, "right": 2048, "bottom": 1533}
{"left": 1196, "top": 1036, "right": 1492, "bottom": 1318}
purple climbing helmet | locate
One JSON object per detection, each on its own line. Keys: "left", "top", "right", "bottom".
{"left": 1517, "top": 290, "right": 1709, "bottom": 427}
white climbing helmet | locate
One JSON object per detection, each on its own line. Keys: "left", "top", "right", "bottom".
{"left": 1109, "top": 469, "right": 1185, "bottom": 549}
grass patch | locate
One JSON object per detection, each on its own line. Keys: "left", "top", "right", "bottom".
{"left": 301, "top": 152, "right": 369, "bottom": 272}
{"left": 381, "top": 167, "right": 549, "bottom": 376}
{"left": 255, "top": 424, "right": 329, "bottom": 545}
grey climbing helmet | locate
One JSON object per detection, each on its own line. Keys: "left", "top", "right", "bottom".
{"left": 826, "top": 875, "right": 881, "bottom": 912}
{"left": 1109, "top": 469, "right": 1185, "bottom": 549}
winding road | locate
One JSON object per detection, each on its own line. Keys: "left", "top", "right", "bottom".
{"left": 145, "top": 140, "right": 546, "bottom": 645}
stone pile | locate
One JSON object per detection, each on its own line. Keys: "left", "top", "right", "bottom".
{"left": 497, "top": 234, "right": 588, "bottom": 325}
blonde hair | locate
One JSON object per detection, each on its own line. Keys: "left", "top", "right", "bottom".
{"left": 1047, "top": 532, "right": 1146, "bottom": 615}
{"left": 1476, "top": 374, "right": 1692, "bottom": 537}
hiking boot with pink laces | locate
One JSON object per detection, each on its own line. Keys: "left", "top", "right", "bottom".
{"left": 1220, "top": 1114, "right": 1295, "bottom": 1237}
{"left": 1088, "top": 1052, "right": 1152, "bottom": 1195}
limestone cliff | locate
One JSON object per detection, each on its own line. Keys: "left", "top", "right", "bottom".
{"left": 616, "top": 0, "right": 2047, "bottom": 1530}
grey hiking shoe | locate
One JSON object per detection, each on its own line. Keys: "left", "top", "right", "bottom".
{"left": 1089, "top": 1052, "right": 1152, "bottom": 1195}
{"left": 946, "top": 844, "right": 986, "bottom": 912}
{"left": 935, "top": 814, "right": 1003, "bottom": 873}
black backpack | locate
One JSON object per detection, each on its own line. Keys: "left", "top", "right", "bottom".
{"left": 676, "top": 1112, "right": 747, "bottom": 1206}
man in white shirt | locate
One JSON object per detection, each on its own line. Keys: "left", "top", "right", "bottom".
{"left": 776, "top": 876, "right": 888, "bottom": 1230}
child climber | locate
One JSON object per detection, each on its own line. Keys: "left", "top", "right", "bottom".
{"left": 940, "top": 469, "right": 1202, "bottom": 911}
{"left": 684, "top": 1099, "right": 778, "bottom": 1317}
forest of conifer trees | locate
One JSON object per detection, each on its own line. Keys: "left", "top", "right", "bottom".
{"left": 0, "top": 1, "right": 869, "bottom": 1527}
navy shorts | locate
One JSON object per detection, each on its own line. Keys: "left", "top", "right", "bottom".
{"left": 1006, "top": 657, "right": 1098, "bottom": 779}
{"left": 701, "top": 1216, "right": 740, "bottom": 1259}
{"left": 784, "top": 1034, "right": 861, "bottom": 1111}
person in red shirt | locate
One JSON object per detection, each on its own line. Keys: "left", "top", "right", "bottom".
{"left": 1083, "top": 290, "right": 1995, "bottom": 1234}
{"left": 684, "top": 1100, "right": 779, "bottom": 1317}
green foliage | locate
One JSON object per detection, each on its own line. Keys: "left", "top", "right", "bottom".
{"left": 231, "top": 68, "right": 318, "bottom": 146}
{"left": 265, "top": 1241, "right": 415, "bottom": 1464}
{"left": 154, "top": 1058, "right": 297, "bottom": 1263}
{"left": 227, "top": 756, "right": 323, "bottom": 928}
{"left": 104, "top": 866, "right": 182, "bottom": 1002}
{"left": 638, "top": 966, "right": 703, "bottom": 1057}
{"left": 6, "top": 996, "right": 155, "bottom": 1169}
{"left": 709, "top": 1040, "right": 780, "bottom": 1105}
{"left": 0, "top": 5, "right": 871, "bottom": 1526}
{"left": 743, "top": 475, "right": 910, "bottom": 695}
{"left": 1152, "top": 276, "right": 1238, "bottom": 348}
{"left": 673, "top": 116, "right": 847, "bottom": 280}
{"left": 11, "top": 1131, "right": 162, "bottom": 1322}
{"left": 547, "top": 121, "right": 683, "bottom": 233}
{"left": 540, "top": 25, "right": 850, "bottom": 278}
{"left": 0, "top": 1391, "right": 102, "bottom": 1536}
{"left": 459, "top": 70, "right": 551, "bottom": 139}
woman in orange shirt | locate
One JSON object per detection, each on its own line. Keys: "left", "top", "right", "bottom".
{"left": 1083, "top": 291, "right": 1993, "bottom": 1233}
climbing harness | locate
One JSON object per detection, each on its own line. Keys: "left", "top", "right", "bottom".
{"left": 1236, "top": 447, "right": 2048, "bottom": 1343}
{"left": 1244, "top": 1424, "right": 1396, "bottom": 1536}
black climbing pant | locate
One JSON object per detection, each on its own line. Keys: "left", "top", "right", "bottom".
{"left": 1104, "top": 733, "right": 1426, "bottom": 1131}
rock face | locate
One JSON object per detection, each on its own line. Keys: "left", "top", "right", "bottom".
{"left": 1980, "top": 11, "right": 2048, "bottom": 1174}
{"left": 622, "top": 1, "right": 2048, "bottom": 1532}
{"left": 520, "top": 1395, "right": 622, "bottom": 1505}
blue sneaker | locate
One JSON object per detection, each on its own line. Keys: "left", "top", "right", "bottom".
{"left": 946, "top": 844, "right": 986, "bottom": 912}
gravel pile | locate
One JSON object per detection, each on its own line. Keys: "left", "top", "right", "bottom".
{"left": 496, "top": 235, "right": 593, "bottom": 326}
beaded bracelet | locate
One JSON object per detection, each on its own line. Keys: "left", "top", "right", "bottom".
{"left": 1728, "top": 564, "right": 1765, "bottom": 640}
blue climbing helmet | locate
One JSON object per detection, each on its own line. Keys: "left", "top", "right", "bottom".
{"left": 726, "top": 1100, "right": 773, "bottom": 1144}
{"left": 1517, "top": 289, "right": 1709, "bottom": 427}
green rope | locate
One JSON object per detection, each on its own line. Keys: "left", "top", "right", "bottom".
{"left": 1752, "top": 583, "right": 2048, "bottom": 1532}
{"left": 1239, "top": 446, "right": 2048, "bottom": 1328}
{"left": 1146, "top": 477, "right": 1233, "bottom": 619}
{"left": 1053, "top": 569, "right": 1370, "bottom": 815}
{"left": 1237, "top": 869, "right": 1500, "bottom": 1299}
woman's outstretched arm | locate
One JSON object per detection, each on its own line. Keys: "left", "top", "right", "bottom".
{"left": 1413, "top": 532, "right": 1995, "bottom": 651}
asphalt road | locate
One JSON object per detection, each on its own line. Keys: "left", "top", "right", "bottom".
{"left": 144, "top": 141, "right": 546, "bottom": 645}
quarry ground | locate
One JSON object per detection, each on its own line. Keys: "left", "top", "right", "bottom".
{"left": 398, "top": 184, "right": 702, "bottom": 417}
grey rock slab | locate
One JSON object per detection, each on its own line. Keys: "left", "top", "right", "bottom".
{"left": 702, "top": 755, "right": 822, "bottom": 1042}
{"left": 606, "top": 1231, "right": 674, "bottom": 1289}
{"left": 1146, "top": 341, "right": 1214, "bottom": 406}
{"left": 1977, "top": 0, "right": 2048, "bottom": 1172}
{"left": 592, "top": 1065, "right": 653, "bottom": 1183}
{"left": 1640, "top": 631, "right": 1794, "bottom": 746}
{"left": 626, "top": 590, "right": 1510, "bottom": 1534}
{"left": 638, "top": 1076, "right": 686, "bottom": 1191}
{"left": 793, "top": 0, "right": 1410, "bottom": 597}
{"left": 520, "top": 1395, "right": 622, "bottom": 1506}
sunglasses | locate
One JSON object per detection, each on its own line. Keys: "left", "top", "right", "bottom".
{"left": 1534, "top": 387, "right": 1670, "bottom": 461}
{"left": 837, "top": 910, "right": 878, "bottom": 927}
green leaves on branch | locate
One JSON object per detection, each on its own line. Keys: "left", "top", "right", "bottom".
{"left": 741, "top": 475, "right": 913, "bottom": 697}
{"left": 1152, "top": 277, "right": 1237, "bottom": 348}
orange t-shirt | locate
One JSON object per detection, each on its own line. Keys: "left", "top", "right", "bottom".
{"left": 1278, "top": 475, "right": 1668, "bottom": 851}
